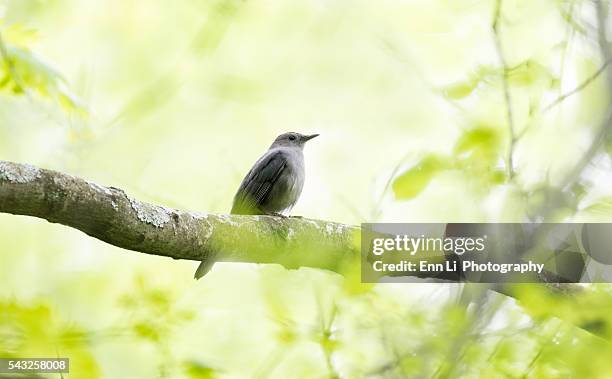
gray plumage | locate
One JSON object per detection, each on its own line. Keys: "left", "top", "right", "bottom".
{"left": 194, "top": 132, "right": 318, "bottom": 279}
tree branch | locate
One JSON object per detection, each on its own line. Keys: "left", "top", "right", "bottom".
{"left": 0, "top": 160, "right": 582, "bottom": 285}
{"left": 0, "top": 160, "right": 359, "bottom": 273}
{"left": 492, "top": 0, "right": 516, "bottom": 179}
{"left": 557, "top": 0, "right": 612, "bottom": 190}
{"left": 0, "top": 161, "right": 584, "bottom": 287}
{"left": 3, "top": 160, "right": 607, "bottom": 340}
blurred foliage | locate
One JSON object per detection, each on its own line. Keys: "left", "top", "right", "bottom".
{"left": 392, "top": 154, "right": 450, "bottom": 200}
{"left": 1, "top": 0, "right": 612, "bottom": 378}
{"left": 392, "top": 125, "right": 505, "bottom": 200}
{"left": 0, "top": 300, "right": 100, "bottom": 378}
{"left": 514, "top": 284, "right": 612, "bottom": 339}
{"left": 0, "top": 21, "right": 87, "bottom": 116}
{"left": 583, "top": 196, "right": 612, "bottom": 217}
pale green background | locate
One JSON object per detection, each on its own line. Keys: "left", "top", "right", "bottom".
{"left": 1, "top": 0, "right": 612, "bottom": 378}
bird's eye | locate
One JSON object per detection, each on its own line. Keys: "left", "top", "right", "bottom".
{"left": 289, "top": 135, "right": 297, "bottom": 141}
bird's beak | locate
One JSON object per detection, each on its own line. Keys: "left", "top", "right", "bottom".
{"left": 303, "top": 134, "right": 319, "bottom": 141}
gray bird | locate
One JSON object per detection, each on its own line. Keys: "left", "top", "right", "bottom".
{"left": 194, "top": 132, "right": 319, "bottom": 279}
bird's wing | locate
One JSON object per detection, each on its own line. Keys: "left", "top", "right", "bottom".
{"left": 231, "top": 150, "right": 288, "bottom": 215}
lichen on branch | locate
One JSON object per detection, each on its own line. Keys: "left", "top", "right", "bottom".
{"left": 0, "top": 160, "right": 360, "bottom": 273}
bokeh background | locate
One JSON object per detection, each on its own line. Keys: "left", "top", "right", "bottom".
{"left": 2, "top": 0, "right": 612, "bottom": 378}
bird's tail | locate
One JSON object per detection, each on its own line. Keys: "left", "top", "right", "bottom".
{"left": 194, "top": 260, "right": 214, "bottom": 280}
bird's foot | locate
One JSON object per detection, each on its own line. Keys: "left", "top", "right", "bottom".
{"left": 289, "top": 215, "right": 303, "bottom": 219}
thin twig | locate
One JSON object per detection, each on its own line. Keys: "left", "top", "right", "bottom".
{"left": 558, "top": 0, "right": 578, "bottom": 95}
{"left": 521, "top": 322, "right": 563, "bottom": 379}
{"left": 492, "top": 0, "right": 516, "bottom": 179}
{"left": 371, "top": 152, "right": 412, "bottom": 220}
{"left": 316, "top": 297, "right": 339, "bottom": 379}
{"left": 543, "top": 56, "right": 612, "bottom": 113}
{"left": 533, "top": 0, "right": 612, "bottom": 225}
{"left": 559, "top": 0, "right": 612, "bottom": 188}
{"left": 432, "top": 289, "right": 493, "bottom": 379}
{"left": 559, "top": 2, "right": 588, "bottom": 36}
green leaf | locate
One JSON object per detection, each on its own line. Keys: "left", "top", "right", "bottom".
{"left": 582, "top": 197, "right": 612, "bottom": 217}
{"left": 441, "top": 61, "right": 557, "bottom": 101}
{"left": 392, "top": 155, "right": 449, "bottom": 200}
{"left": 454, "top": 126, "right": 502, "bottom": 165}
{"left": 132, "top": 322, "right": 160, "bottom": 341}
{"left": 452, "top": 126, "right": 508, "bottom": 186}
{"left": 507, "top": 60, "right": 557, "bottom": 88}
{"left": 489, "top": 169, "right": 506, "bottom": 184}
{"left": 3, "top": 23, "right": 38, "bottom": 46}
{"left": 1, "top": 42, "right": 87, "bottom": 116}
{"left": 440, "top": 65, "right": 498, "bottom": 99}
{"left": 183, "top": 361, "right": 219, "bottom": 379}
{"left": 442, "top": 81, "right": 479, "bottom": 99}
{"left": 0, "top": 300, "right": 100, "bottom": 378}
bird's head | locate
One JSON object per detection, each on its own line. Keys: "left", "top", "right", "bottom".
{"left": 270, "top": 132, "right": 319, "bottom": 149}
